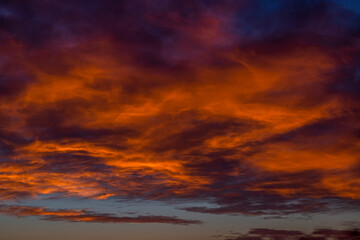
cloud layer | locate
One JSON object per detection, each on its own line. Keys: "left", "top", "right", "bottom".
{"left": 0, "top": 0, "right": 359, "bottom": 226}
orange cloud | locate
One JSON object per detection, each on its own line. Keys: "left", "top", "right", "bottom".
{"left": 0, "top": 0, "right": 359, "bottom": 223}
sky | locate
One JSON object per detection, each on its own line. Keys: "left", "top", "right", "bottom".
{"left": 0, "top": 0, "right": 360, "bottom": 239}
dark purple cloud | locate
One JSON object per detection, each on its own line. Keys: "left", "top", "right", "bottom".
{"left": 224, "top": 227, "right": 360, "bottom": 240}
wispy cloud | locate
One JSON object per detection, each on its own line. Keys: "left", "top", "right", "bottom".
{"left": 0, "top": 204, "right": 201, "bottom": 225}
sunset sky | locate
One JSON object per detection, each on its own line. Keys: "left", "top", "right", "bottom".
{"left": 0, "top": 0, "right": 360, "bottom": 239}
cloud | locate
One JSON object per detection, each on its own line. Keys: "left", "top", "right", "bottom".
{"left": 0, "top": 0, "right": 359, "bottom": 224}
{"left": 224, "top": 227, "right": 360, "bottom": 240}
{"left": 0, "top": 204, "right": 201, "bottom": 225}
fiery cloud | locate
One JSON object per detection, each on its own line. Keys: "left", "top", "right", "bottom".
{"left": 0, "top": 0, "right": 359, "bottom": 229}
